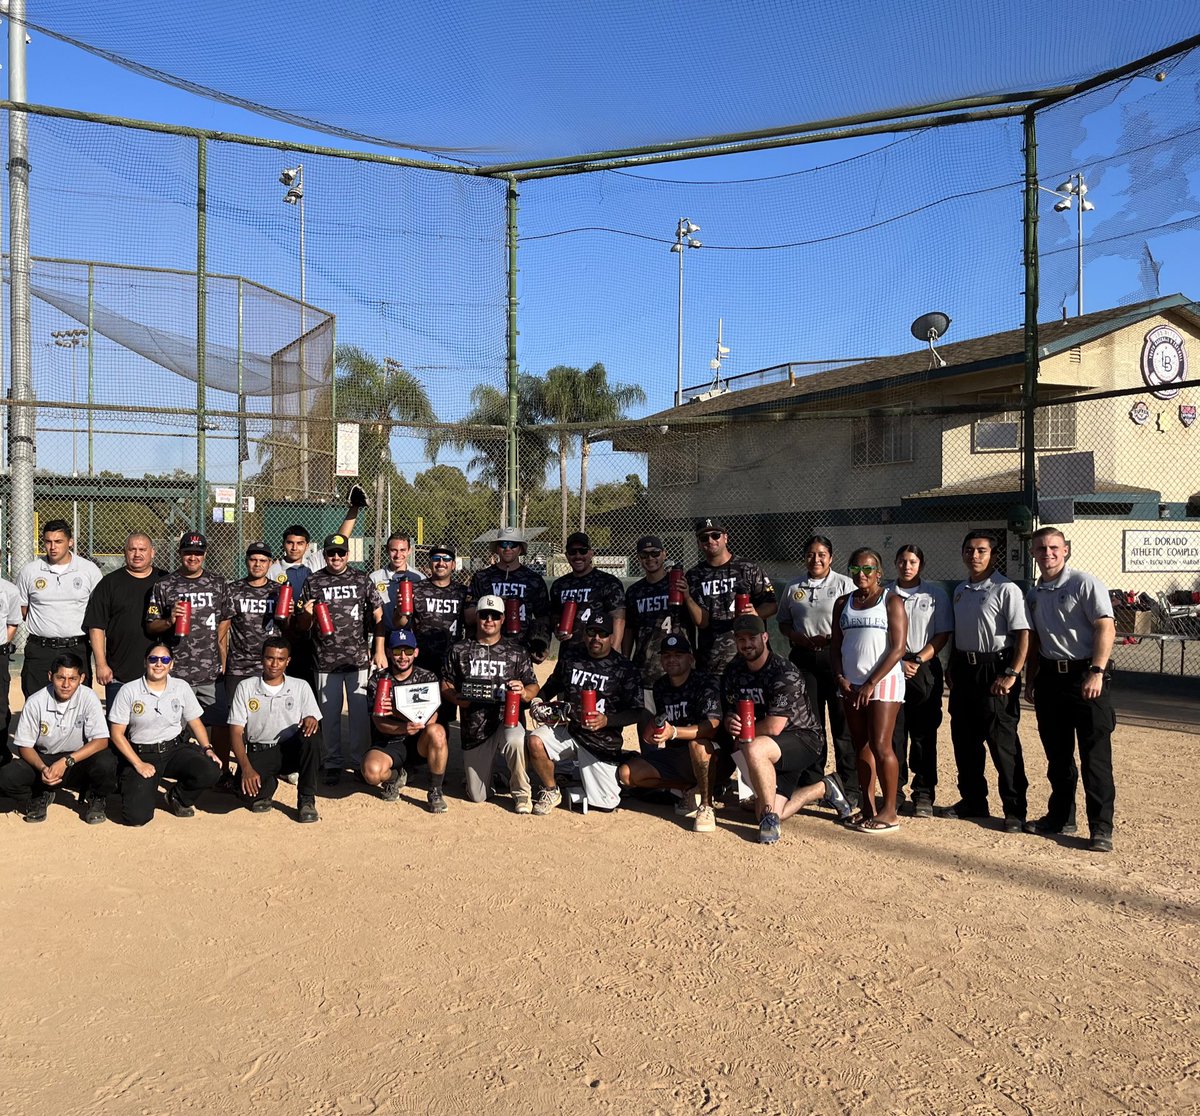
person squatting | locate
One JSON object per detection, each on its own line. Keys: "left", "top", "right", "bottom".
{"left": 0, "top": 518, "right": 1117, "bottom": 853}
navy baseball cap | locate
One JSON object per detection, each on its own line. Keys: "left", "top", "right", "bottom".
{"left": 566, "top": 531, "right": 592, "bottom": 551}
{"left": 636, "top": 535, "right": 664, "bottom": 553}
{"left": 661, "top": 632, "right": 693, "bottom": 654}
{"left": 387, "top": 629, "right": 418, "bottom": 649}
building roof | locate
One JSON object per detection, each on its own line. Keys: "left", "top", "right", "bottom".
{"left": 903, "top": 468, "right": 1161, "bottom": 502}
{"left": 641, "top": 294, "right": 1199, "bottom": 423}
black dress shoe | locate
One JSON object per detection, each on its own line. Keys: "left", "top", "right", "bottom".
{"left": 1089, "top": 832, "right": 1113, "bottom": 853}
{"left": 1023, "top": 815, "right": 1077, "bottom": 836}
{"left": 1003, "top": 816, "right": 1024, "bottom": 834}
{"left": 937, "top": 799, "right": 989, "bottom": 820}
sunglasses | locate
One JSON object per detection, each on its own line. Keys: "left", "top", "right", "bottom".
{"left": 585, "top": 628, "right": 610, "bottom": 637}
{"left": 478, "top": 611, "right": 503, "bottom": 620}
{"left": 390, "top": 646, "right": 417, "bottom": 654}
{"left": 430, "top": 555, "right": 453, "bottom": 562}
{"left": 848, "top": 564, "right": 879, "bottom": 575}
{"left": 147, "top": 655, "right": 173, "bottom": 664}
{"left": 638, "top": 550, "right": 663, "bottom": 559}
{"left": 566, "top": 549, "right": 589, "bottom": 557}
{"left": 496, "top": 541, "right": 520, "bottom": 550}
{"left": 697, "top": 532, "right": 723, "bottom": 542}
{"left": 325, "top": 549, "right": 348, "bottom": 558}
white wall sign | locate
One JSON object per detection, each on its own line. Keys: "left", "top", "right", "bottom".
{"left": 335, "top": 422, "right": 360, "bottom": 477}
{"left": 212, "top": 486, "right": 236, "bottom": 504}
{"left": 1122, "top": 529, "right": 1200, "bottom": 573}
{"left": 1140, "top": 326, "right": 1188, "bottom": 400}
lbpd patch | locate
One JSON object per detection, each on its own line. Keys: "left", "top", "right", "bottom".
{"left": 39, "top": 722, "right": 49, "bottom": 736}
{"left": 248, "top": 698, "right": 260, "bottom": 712}
{"left": 132, "top": 701, "right": 145, "bottom": 715}
{"left": 34, "top": 578, "right": 47, "bottom": 591}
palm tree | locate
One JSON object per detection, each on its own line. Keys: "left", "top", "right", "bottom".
{"left": 574, "top": 363, "right": 644, "bottom": 531}
{"left": 533, "top": 364, "right": 586, "bottom": 545}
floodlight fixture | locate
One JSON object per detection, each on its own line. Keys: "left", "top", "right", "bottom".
{"left": 1053, "top": 198, "right": 1071, "bottom": 212}
{"left": 280, "top": 166, "right": 301, "bottom": 186}
{"left": 671, "top": 216, "right": 705, "bottom": 406}
{"left": 1040, "top": 171, "right": 1096, "bottom": 316}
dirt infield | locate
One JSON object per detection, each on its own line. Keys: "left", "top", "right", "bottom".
{"left": 2, "top": 705, "right": 1198, "bottom": 1115}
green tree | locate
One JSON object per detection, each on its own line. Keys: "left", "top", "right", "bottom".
{"left": 574, "top": 363, "right": 644, "bottom": 532}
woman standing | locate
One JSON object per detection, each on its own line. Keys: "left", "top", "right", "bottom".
{"left": 108, "top": 641, "right": 220, "bottom": 825}
{"left": 888, "top": 545, "right": 953, "bottom": 818}
{"left": 778, "top": 536, "right": 858, "bottom": 807}
{"left": 831, "top": 548, "right": 908, "bottom": 832}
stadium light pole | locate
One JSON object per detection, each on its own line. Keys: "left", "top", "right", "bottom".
{"left": 1041, "top": 172, "right": 1095, "bottom": 317}
{"left": 51, "top": 327, "right": 88, "bottom": 542}
{"left": 671, "top": 218, "right": 702, "bottom": 407}
{"left": 280, "top": 163, "right": 309, "bottom": 496}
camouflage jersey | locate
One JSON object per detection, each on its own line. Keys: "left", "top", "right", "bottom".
{"left": 225, "top": 578, "right": 284, "bottom": 677}
{"left": 441, "top": 636, "right": 536, "bottom": 749}
{"left": 148, "top": 571, "right": 233, "bottom": 686}
{"left": 538, "top": 649, "right": 643, "bottom": 763}
{"left": 687, "top": 556, "right": 777, "bottom": 674}
{"left": 300, "top": 567, "right": 384, "bottom": 673}
{"left": 651, "top": 670, "right": 722, "bottom": 740}
{"left": 411, "top": 580, "right": 469, "bottom": 668}
{"left": 720, "top": 650, "right": 817, "bottom": 741}
{"left": 366, "top": 665, "right": 440, "bottom": 750}
{"left": 549, "top": 568, "right": 626, "bottom": 651}
{"left": 624, "top": 575, "right": 681, "bottom": 687}
{"left": 467, "top": 564, "right": 551, "bottom": 653}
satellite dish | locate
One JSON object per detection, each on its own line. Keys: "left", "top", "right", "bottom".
{"left": 910, "top": 311, "right": 952, "bottom": 369}
{"left": 910, "top": 311, "right": 951, "bottom": 342}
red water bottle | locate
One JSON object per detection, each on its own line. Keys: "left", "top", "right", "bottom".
{"left": 274, "top": 583, "right": 293, "bottom": 620}
{"left": 503, "top": 597, "right": 522, "bottom": 635}
{"left": 314, "top": 601, "right": 335, "bottom": 636}
{"left": 504, "top": 688, "right": 522, "bottom": 727}
{"left": 397, "top": 578, "right": 414, "bottom": 617}
{"left": 580, "top": 688, "right": 598, "bottom": 721}
{"left": 557, "top": 600, "right": 577, "bottom": 639}
{"left": 372, "top": 674, "right": 394, "bottom": 715}
{"left": 737, "top": 698, "right": 756, "bottom": 743}
{"left": 735, "top": 592, "right": 752, "bottom": 615}
{"left": 668, "top": 566, "right": 685, "bottom": 607}
{"left": 174, "top": 599, "right": 192, "bottom": 637}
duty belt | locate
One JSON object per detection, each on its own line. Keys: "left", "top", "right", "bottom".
{"left": 955, "top": 649, "right": 1007, "bottom": 665}
{"left": 244, "top": 738, "right": 287, "bottom": 753}
{"left": 28, "top": 634, "right": 86, "bottom": 648}
{"left": 1039, "top": 656, "right": 1091, "bottom": 675}
{"left": 133, "top": 735, "right": 184, "bottom": 756}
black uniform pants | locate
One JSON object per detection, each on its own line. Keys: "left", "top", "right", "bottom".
{"left": 790, "top": 646, "right": 859, "bottom": 806}
{"left": 892, "top": 658, "right": 943, "bottom": 800}
{"left": 0, "top": 748, "right": 118, "bottom": 803}
{"left": 0, "top": 647, "right": 12, "bottom": 763}
{"left": 947, "top": 655, "right": 1027, "bottom": 820}
{"left": 22, "top": 635, "right": 91, "bottom": 697}
{"left": 242, "top": 725, "right": 324, "bottom": 803}
{"left": 120, "top": 742, "right": 221, "bottom": 825}
{"left": 1032, "top": 664, "right": 1116, "bottom": 835}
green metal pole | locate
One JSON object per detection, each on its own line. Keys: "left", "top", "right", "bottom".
{"left": 1021, "top": 109, "right": 1040, "bottom": 569}
{"left": 236, "top": 277, "right": 245, "bottom": 561}
{"left": 505, "top": 176, "right": 520, "bottom": 529}
{"left": 196, "top": 136, "right": 207, "bottom": 530}
{"left": 87, "top": 262, "right": 94, "bottom": 551}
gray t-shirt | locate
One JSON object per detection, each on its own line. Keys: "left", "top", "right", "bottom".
{"left": 778, "top": 571, "right": 856, "bottom": 637}
{"left": 229, "top": 675, "right": 322, "bottom": 745}
{"left": 1027, "top": 566, "right": 1113, "bottom": 661}
{"left": 887, "top": 579, "right": 954, "bottom": 654}
{"left": 952, "top": 571, "right": 1030, "bottom": 653}
{"left": 12, "top": 685, "right": 108, "bottom": 755}
{"left": 15, "top": 556, "right": 103, "bottom": 638}
{"left": 109, "top": 676, "right": 203, "bottom": 744}
{"left": 0, "top": 576, "right": 23, "bottom": 634}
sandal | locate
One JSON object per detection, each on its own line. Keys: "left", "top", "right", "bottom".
{"left": 841, "top": 810, "right": 866, "bottom": 828}
{"left": 857, "top": 817, "right": 900, "bottom": 834}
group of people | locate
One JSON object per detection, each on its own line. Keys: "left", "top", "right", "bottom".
{"left": 0, "top": 508, "right": 1117, "bottom": 853}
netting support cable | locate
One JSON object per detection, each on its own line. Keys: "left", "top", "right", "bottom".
{"left": 505, "top": 176, "right": 520, "bottom": 530}
{"left": 6, "top": 0, "right": 35, "bottom": 574}
{"left": 86, "top": 262, "right": 95, "bottom": 551}
{"left": 236, "top": 276, "right": 245, "bottom": 561}
{"left": 196, "top": 135, "right": 208, "bottom": 529}
{"left": 1021, "top": 109, "right": 1040, "bottom": 563}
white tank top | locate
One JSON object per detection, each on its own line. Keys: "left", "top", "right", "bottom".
{"left": 839, "top": 588, "right": 905, "bottom": 701}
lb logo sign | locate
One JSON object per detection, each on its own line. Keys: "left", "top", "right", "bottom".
{"left": 1140, "top": 325, "right": 1187, "bottom": 399}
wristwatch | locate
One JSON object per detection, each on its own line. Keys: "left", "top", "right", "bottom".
{"left": 1088, "top": 665, "right": 1105, "bottom": 675}
{"left": 1002, "top": 668, "right": 1019, "bottom": 678}
{"left": 64, "top": 756, "right": 76, "bottom": 768}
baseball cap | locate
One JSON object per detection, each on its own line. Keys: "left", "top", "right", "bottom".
{"left": 635, "top": 535, "right": 664, "bottom": 553}
{"left": 322, "top": 533, "right": 349, "bottom": 553}
{"left": 565, "top": 531, "right": 592, "bottom": 551}
{"left": 661, "top": 632, "right": 692, "bottom": 654}
{"left": 428, "top": 544, "right": 456, "bottom": 560}
{"left": 733, "top": 614, "right": 766, "bottom": 635}
{"left": 386, "top": 629, "right": 418, "bottom": 649}
{"left": 694, "top": 517, "right": 726, "bottom": 534}
{"left": 245, "top": 540, "right": 272, "bottom": 559}
{"left": 476, "top": 594, "right": 505, "bottom": 616}
{"left": 583, "top": 612, "right": 614, "bottom": 635}
{"left": 179, "top": 531, "right": 207, "bottom": 554}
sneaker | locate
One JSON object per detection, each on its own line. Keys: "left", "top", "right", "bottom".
{"left": 1089, "top": 831, "right": 1113, "bottom": 853}
{"left": 166, "top": 787, "right": 195, "bottom": 818}
{"left": 693, "top": 805, "right": 716, "bottom": 833}
{"left": 758, "top": 811, "right": 782, "bottom": 844}
{"left": 297, "top": 796, "right": 320, "bottom": 824}
{"left": 1003, "top": 816, "right": 1024, "bottom": 834}
{"left": 249, "top": 797, "right": 273, "bottom": 813}
{"left": 1023, "top": 815, "right": 1077, "bottom": 836}
{"left": 82, "top": 794, "right": 108, "bottom": 825}
{"left": 674, "top": 789, "right": 702, "bottom": 818}
{"left": 282, "top": 771, "right": 300, "bottom": 786}
{"left": 532, "top": 786, "right": 562, "bottom": 816}
{"left": 380, "top": 769, "right": 404, "bottom": 802}
{"left": 911, "top": 794, "right": 934, "bottom": 819}
{"left": 427, "top": 787, "right": 449, "bottom": 814}
{"left": 24, "top": 791, "right": 53, "bottom": 824}
{"left": 937, "top": 799, "right": 989, "bottom": 820}
{"left": 821, "top": 774, "right": 853, "bottom": 820}
{"left": 323, "top": 768, "right": 342, "bottom": 787}
{"left": 514, "top": 795, "right": 533, "bottom": 815}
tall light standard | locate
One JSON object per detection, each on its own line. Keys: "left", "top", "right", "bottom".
{"left": 671, "top": 218, "right": 702, "bottom": 407}
{"left": 280, "top": 163, "right": 309, "bottom": 496}
{"left": 1042, "top": 172, "right": 1095, "bottom": 317}
{"left": 51, "top": 327, "right": 88, "bottom": 542}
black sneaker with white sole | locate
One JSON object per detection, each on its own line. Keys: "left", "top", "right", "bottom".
{"left": 82, "top": 794, "right": 108, "bottom": 825}
{"left": 24, "top": 792, "right": 53, "bottom": 823}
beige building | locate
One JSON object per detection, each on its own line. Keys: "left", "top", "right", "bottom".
{"left": 615, "top": 295, "right": 1200, "bottom": 595}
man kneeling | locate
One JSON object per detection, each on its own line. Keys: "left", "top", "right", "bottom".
{"left": 723, "top": 615, "right": 850, "bottom": 844}
{"left": 618, "top": 633, "right": 721, "bottom": 833}
{"left": 228, "top": 638, "right": 323, "bottom": 823}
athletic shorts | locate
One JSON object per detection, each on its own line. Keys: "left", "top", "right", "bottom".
{"left": 638, "top": 745, "right": 694, "bottom": 783}
{"left": 730, "top": 730, "right": 822, "bottom": 799}
{"left": 365, "top": 740, "right": 407, "bottom": 770}
{"left": 533, "top": 723, "right": 621, "bottom": 810}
